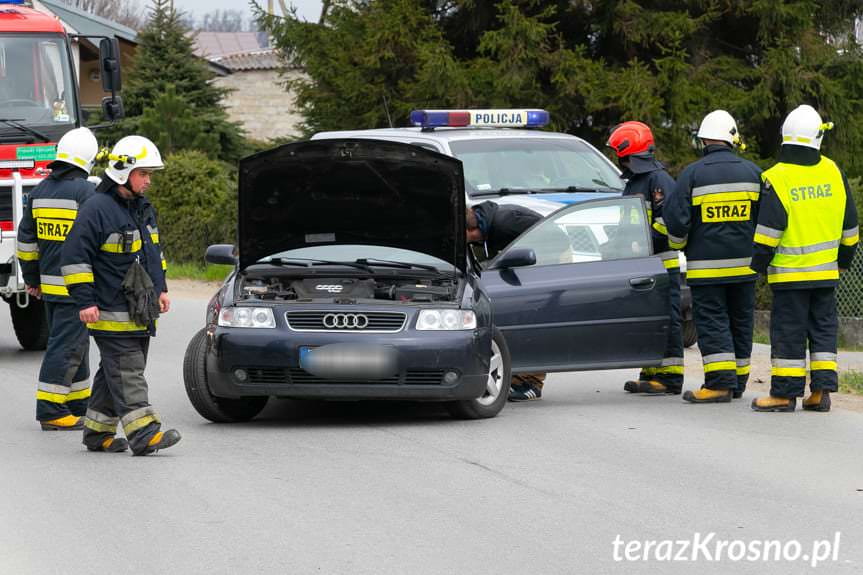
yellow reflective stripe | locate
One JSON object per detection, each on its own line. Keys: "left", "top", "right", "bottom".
{"left": 663, "top": 258, "right": 680, "bottom": 269}
{"left": 754, "top": 233, "right": 781, "bottom": 247}
{"left": 32, "top": 207, "right": 77, "bottom": 219}
{"left": 686, "top": 266, "right": 754, "bottom": 280}
{"left": 161, "top": 258, "right": 167, "bottom": 271}
{"left": 810, "top": 361, "right": 838, "bottom": 371}
{"left": 641, "top": 367, "right": 657, "bottom": 376}
{"left": 86, "top": 320, "right": 148, "bottom": 332}
{"left": 768, "top": 270, "right": 839, "bottom": 283}
{"left": 151, "top": 233, "right": 160, "bottom": 244}
{"left": 16, "top": 250, "right": 40, "bottom": 261}
{"left": 67, "top": 388, "right": 91, "bottom": 401}
{"left": 100, "top": 240, "right": 142, "bottom": 253}
{"left": 692, "top": 191, "right": 760, "bottom": 206}
{"left": 64, "top": 272, "right": 94, "bottom": 285}
{"left": 124, "top": 415, "right": 158, "bottom": 435}
{"left": 841, "top": 234, "right": 859, "bottom": 246}
{"left": 669, "top": 238, "right": 687, "bottom": 250}
{"left": 40, "top": 283, "right": 69, "bottom": 296}
{"left": 84, "top": 419, "right": 116, "bottom": 433}
{"left": 736, "top": 365, "right": 751, "bottom": 375}
{"left": 655, "top": 365, "right": 684, "bottom": 375}
{"left": 653, "top": 221, "right": 667, "bottom": 235}
{"left": 771, "top": 367, "right": 807, "bottom": 377}
{"left": 704, "top": 361, "right": 737, "bottom": 373}
{"left": 36, "top": 390, "right": 68, "bottom": 404}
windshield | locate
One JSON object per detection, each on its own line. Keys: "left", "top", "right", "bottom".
{"left": 260, "top": 245, "right": 457, "bottom": 272}
{"left": 0, "top": 34, "right": 77, "bottom": 132}
{"left": 449, "top": 138, "right": 624, "bottom": 196}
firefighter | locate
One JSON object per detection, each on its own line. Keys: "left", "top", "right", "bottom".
{"left": 664, "top": 110, "right": 763, "bottom": 403}
{"left": 17, "top": 127, "right": 99, "bottom": 431}
{"left": 61, "top": 135, "right": 181, "bottom": 454}
{"left": 607, "top": 122, "right": 684, "bottom": 395}
{"left": 751, "top": 105, "right": 858, "bottom": 412}
{"left": 467, "top": 201, "right": 550, "bottom": 401}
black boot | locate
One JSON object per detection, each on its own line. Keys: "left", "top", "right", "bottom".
{"left": 136, "top": 429, "right": 182, "bottom": 456}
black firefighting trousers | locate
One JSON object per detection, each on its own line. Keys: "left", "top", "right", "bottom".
{"left": 769, "top": 287, "right": 839, "bottom": 398}
{"left": 690, "top": 282, "right": 755, "bottom": 393}
{"left": 36, "top": 301, "right": 90, "bottom": 421}
{"left": 82, "top": 336, "right": 162, "bottom": 454}
{"left": 639, "top": 269, "right": 684, "bottom": 390}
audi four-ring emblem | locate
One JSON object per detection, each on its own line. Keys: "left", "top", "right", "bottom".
{"left": 322, "top": 313, "right": 369, "bottom": 329}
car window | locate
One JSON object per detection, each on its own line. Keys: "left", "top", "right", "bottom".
{"left": 449, "top": 138, "right": 623, "bottom": 196}
{"left": 502, "top": 197, "right": 651, "bottom": 266}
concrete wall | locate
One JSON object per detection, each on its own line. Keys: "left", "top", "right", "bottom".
{"left": 213, "top": 69, "right": 305, "bottom": 141}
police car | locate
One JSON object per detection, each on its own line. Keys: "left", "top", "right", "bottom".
{"left": 312, "top": 109, "right": 695, "bottom": 346}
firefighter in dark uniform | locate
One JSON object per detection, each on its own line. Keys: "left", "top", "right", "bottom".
{"left": 751, "top": 105, "right": 858, "bottom": 412}
{"left": 664, "top": 110, "right": 763, "bottom": 403}
{"left": 607, "top": 121, "right": 684, "bottom": 395}
{"left": 17, "top": 128, "right": 98, "bottom": 431}
{"left": 62, "top": 135, "right": 181, "bottom": 454}
{"left": 467, "top": 200, "right": 548, "bottom": 401}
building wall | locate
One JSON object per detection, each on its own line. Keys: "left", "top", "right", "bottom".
{"left": 213, "top": 69, "right": 305, "bottom": 141}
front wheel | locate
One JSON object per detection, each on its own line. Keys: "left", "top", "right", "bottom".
{"left": 446, "top": 327, "right": 511, "bottom": 420}
{"left": 8, "top": 296, "right": 48, "bottom": 350}
{"left": 183, "top": 328, "right": 268, "bottom": 422}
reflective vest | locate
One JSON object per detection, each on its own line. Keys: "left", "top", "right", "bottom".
{"left": 758, "top": 157, "right": 846, "bottom": 284}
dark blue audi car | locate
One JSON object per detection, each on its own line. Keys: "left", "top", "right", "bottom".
{"left": 183, "top": 139, "right": 672, "bottom": 422}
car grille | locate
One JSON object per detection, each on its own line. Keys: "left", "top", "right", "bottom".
{"left": 242, "top": 367, "right": 445, "bottom": 386}
{"left": 285, "top": 311, "right": 407, "bottom": 332}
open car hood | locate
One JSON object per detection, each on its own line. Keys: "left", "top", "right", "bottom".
{"left": 238, "top": 139, "right": 466, "bottom": 271}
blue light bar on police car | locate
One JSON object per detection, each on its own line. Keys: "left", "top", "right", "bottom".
{"left": 410, "top": 109, "right": 550, "bottom": 129}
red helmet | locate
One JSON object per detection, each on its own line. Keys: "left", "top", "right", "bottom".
{"left": 607, "top": 121, "right": 655, "bottom": 158}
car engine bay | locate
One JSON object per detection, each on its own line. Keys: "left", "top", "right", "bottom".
{"left": 237, "top": 276, "right": 459, "bottom": 303}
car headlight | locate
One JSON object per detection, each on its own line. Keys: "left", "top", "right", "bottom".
{"left": 218, "top": 306, "right": 276, "bottom": 328}
{"left": 416, "top": 309, "right": 477, "bottom": 331}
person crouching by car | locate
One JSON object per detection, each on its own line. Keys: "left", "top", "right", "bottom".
{"left": 467, "top": 201, "right": 548, "bottom": 401}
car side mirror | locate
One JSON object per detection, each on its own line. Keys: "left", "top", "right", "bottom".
{"left": 205, "top": 244, "right": 237, "bottom": 266}
{"left": 492, "top": 248, "right": 536, "bottom": 269}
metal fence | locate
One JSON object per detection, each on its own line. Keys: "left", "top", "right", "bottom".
{"left": 837, "top": 253, "right": 863, "bottom": 318}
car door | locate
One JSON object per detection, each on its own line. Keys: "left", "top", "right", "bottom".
{"left": 480, "top": 197, "right": 670, "bottom": 373}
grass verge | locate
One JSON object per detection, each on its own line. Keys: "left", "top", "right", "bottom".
{"left": 166, "top": 262, "right": 233, "bottom": 282}
{"left": 839, "top": 370, "right": 863, "bottom": 395}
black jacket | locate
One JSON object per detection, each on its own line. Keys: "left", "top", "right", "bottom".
{"left": 61, "top": 179, "right": 167, "bottom": 337}
{"left": 16, "top": 165, "right": 95, "bottom": 302}
{"left": 472, "top": 201, "right": 542, "bottom": 258}
{"left": 621, "top": 158, "right": 678, "bottom": 269}
{"left": 665, "top": 145, "right": 763, "bottom": 285}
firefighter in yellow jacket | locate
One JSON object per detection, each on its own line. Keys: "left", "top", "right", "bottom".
{"left": 751, "top": 105, "right": 858, "bottom": 412}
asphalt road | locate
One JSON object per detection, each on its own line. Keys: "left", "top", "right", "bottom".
{"left": 1, "top": 295, "right": 861, "bottom": 575}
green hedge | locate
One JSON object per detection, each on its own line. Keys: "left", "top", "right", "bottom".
{"left": 146, "top": 150, "right": 237, "bottom": 264}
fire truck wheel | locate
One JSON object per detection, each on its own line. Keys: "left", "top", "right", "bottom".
{"left": 8, "top": 297, "right": 49, "bottom": 350}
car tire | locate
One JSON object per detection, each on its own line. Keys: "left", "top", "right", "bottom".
{"left": 7, "top": 297, "right": 48, "bottom": 351}
{"left": 446, "top": 327, "right": 511, "bottom": 420}
{"left": 183, "top": 328, "right": 268, "bottom": 423}
{"left": 683, "top": 319, "right": 698, "bottom": 348}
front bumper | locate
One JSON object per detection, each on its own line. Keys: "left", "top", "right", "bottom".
{"left": 206, "top": 327, "right": 492, "bottom": 400}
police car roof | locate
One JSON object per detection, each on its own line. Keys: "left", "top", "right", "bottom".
{"left": 311, "top": 127, "right": 588, "bottom": 144}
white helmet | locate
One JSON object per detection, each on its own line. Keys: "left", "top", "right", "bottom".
{"left": 54, "top": 127, "right": 99, "bottom": 175}
{"left": 103, "top": 135, "right": 164, "bottom": 185}
{"left": 781, "top": 104, "right": 833, "bottom": 150}
{"left": 697, "top": 109, "right": 743, "bottom": 148}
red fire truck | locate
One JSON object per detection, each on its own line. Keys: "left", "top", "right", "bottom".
{"left": 0, "top": 0, "right": 122, "bottom": 348}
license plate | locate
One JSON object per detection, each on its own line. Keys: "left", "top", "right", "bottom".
{"left": 298, "top": 346, "right": 316, "bottom": 368}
